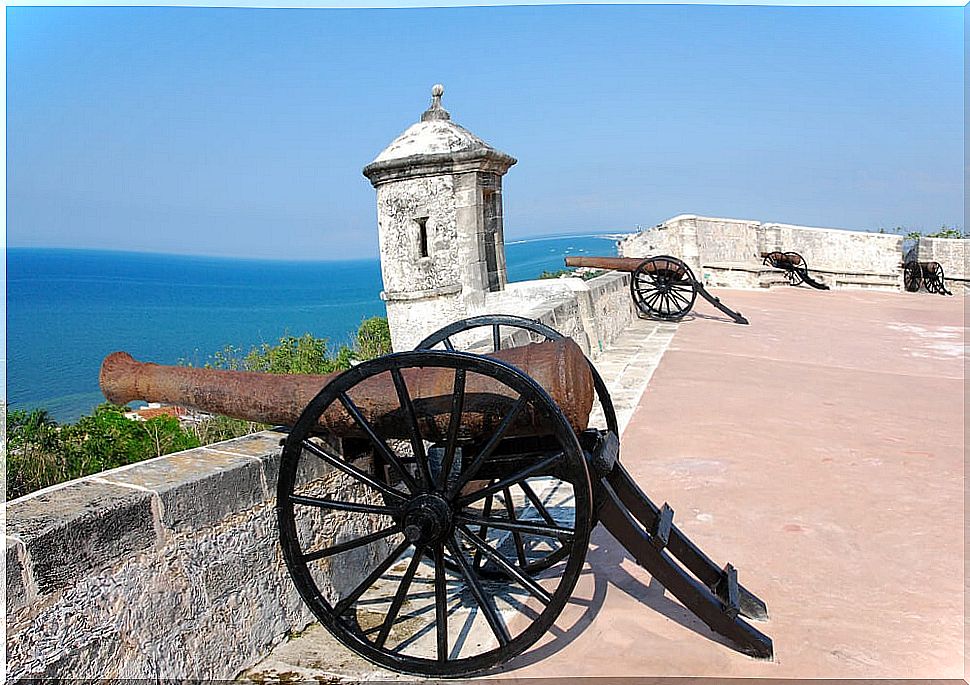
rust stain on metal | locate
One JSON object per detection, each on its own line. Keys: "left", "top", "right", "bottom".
{"left": 99, "top": 340, "right": 594, "bottom": 438}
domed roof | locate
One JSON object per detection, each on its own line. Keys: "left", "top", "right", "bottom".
{"left": 371, "top": 118, "right": 494, "bottom": 163}
{"left": 363, "top": 85, "right": 515, "bottom": 184}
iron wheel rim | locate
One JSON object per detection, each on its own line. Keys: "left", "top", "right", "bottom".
{"left": 903, "top": 261, "right": 922, "bottom": 292}
{"left": 277, "top": 350, "right": 593, "bottom": 677}
{"left": 630, "top": 255, "right": 698, "bottom": 321}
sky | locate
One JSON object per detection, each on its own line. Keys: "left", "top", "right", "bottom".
{"left": 6, "top": 3, "right": 965, "bottom": 261}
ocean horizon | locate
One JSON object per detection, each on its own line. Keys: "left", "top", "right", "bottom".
{"left": 7, "top": 233, "right": 621, "bottom": 421}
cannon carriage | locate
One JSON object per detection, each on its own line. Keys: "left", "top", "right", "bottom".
{"left": 100, "top": 316, "right": 772, "bottom": 677}
{"left": 902, "top": 260, "right": 952, "bottom": 296}
{"left": 761, "top": 251, "right": 830, "bottom": 290}
{"left": 564, "top": 255, "right": 749, "bottom": 324}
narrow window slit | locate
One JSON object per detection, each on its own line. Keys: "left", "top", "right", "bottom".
{"left": 417, "top": 217, "right": 429, "bottom": 258}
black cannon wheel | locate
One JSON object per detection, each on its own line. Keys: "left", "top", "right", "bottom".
{"left": 923, "top": 262, "right": 944, "bottom": 294}
{"left": 277, "top": 350, "right": 593, "bottom": 677}
{"left": 903, "top": 261, "right": 922, "bottom": 292}
{"left": 416, "top": 315, "right": 617, "bottom": 578}
{"left": 782, "top": 252, "right": 806, "bottom": 286}
{"left": 630, "top": 255, "right": 698, "bottom": 321}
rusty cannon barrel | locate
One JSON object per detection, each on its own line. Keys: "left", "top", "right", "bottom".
{"left": 100, "top": 339, "right": 595, "bottom": 440}
{"left": 564, "top": 256, "right": 653, "bottom": 272}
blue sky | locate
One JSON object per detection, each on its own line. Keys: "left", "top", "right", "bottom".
{"left": 6, "top": 4, "right": 965, "bottom": 260}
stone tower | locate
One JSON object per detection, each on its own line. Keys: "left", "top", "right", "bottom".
{"left": 363, "top": 85, "right": 516, "bottom": 350}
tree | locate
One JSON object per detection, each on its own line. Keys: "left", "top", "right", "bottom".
{"left": 355, "top": 316, "right": 392, "bottom": 359}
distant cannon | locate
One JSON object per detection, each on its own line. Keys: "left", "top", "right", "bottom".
{"left": 564, "top": 255, "right": 749, "bottom": 324}
{"left": 902, "top": 260, "right": 953, "bottom": 296}
{"left": 99, "top": 316, "right": 772, "bottom": 676}
{"left": 761, "top": 251, "right": 830, "bottom": 290}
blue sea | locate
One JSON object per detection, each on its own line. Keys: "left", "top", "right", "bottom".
{"left": 6, "top": 234, "right": 619, "bottom": 421}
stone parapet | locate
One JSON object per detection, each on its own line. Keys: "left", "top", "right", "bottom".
{"left": 914, "top": 237, "right": 968, "bottom": 293}
{"left": 483, "top": 271, "right": 634, "bottom": 359}
{"left": 5, "top": 430, "right": 384, "bottom": 680}
{"left": 620, "top": 214, "right": 904, "bottom": 289}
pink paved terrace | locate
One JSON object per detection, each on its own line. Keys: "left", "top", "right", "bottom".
{"left": 496, "top": 286, "right": 965, "bottom": 680}
{"left": 245, "top": 286, "right": 965, "bottom": 682}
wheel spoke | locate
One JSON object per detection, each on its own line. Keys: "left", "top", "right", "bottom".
{"left": 445, "top": 535, "right": 511, "bottom": 647}
{"left": 501, "top": 487, "right": 528, "bottom": 567}
{"left": 669, "top": 287, "right": 691, "bottom": 308}
{"left": 375, "top": 545, "right": 425, "bottom": 649}
{"left": 456, "top": 524, "right": 552, "bottom": 605}
{"left": 457, "top": 513, "right": 575, "bottom": 541}
{"left": 519, "top": 481, "right": 557, "bottom": 525}
{"left": 339, "top": 392, "right": 418, "bottom": 493}
{"left": 335, "top": 538, "right": 412, "bottom": 616}
{"left": 303, "top": 524, "right": 403, "bottom": 562}
{"left": 457, "top": 452, "right": 564, "bottom": 507}
{"left": 472, "top": 490, "right": 495, "bottom": 571}
{"left": 301, "top": 439, "right": 407, "bottom": 502}
{"left": 290, "top": 494, "right": 396, "bottom": 516}
{"left": 447, "top": 395, "right": 527, "bottom": 499}
{"left": 438, "top": 368, "right": 466, "bottom": 491}
{"left": 641, "top": 288, "right": 664, "bottom": 310}
{"left": 390, "top": 368, "right": 433, "bottom": 489}
{"left": 492, "top": 323, "right": 501, "bottom": 352}
{"left": 442, "top": 337, "right": 456, "bottom": 351}
{"left": 433, "top": 544, "right": 448, "bottom": 662}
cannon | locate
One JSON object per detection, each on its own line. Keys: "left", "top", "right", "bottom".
{"left": 564, "top": 255, "right": 749, "bottom": 324}
{"left": 100, "top": 316, "right": 772, "bottom": 677}
{"left": 902, "top": 260, "right": 953, "bottom": 296}
{"left": 761, "top": 251, "right": 830, "bottom": 290}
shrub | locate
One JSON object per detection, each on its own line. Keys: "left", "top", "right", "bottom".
{"left": 6, "top": 404, "right": 200, "bottom": 500}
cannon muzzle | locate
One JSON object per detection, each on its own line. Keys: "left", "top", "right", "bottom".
{"left": 100, "top": 340, "right": 595, "bottom": 439}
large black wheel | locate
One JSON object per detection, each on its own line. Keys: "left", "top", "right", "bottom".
{"left": 277, "top": 350, "right": 593, "bottom": 677}
{"left": 903, "top": 261, "right": 922, "bottom": 292}
{"left": 923, "top": 262, "right": 945, "bottom": 294}
{"left": 630, "top": 255, "right": 698, "bottom": 321}
{"left": 783, "top": 252, "right": 806, "bottom": 287}
{"left": 416, "top": 315, "right": 617, "bottom": 578}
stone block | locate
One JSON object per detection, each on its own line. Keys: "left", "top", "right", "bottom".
{"left": 6, "top": 481, "right": 157, "bottom": 596}
{"left": 205, "top": 429, "right": 288, "bottom": 489}
{"left": 6, "top": 536, "right": 30, "bottom": 613}
{"left": 100, "top": 446, "right": 266, "bottom": 533}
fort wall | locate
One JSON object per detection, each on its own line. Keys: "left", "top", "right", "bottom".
{"left": 620, "top": 214, "right": 908, "bottom": 291}
{"left": 5, "top": 431, "right": 389, "bottom": 681}
{"left": 914, "top": 236, "right": 968, "bottom": 291}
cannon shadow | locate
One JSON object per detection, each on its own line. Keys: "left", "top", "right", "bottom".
{"left": 499, "top": 530, "right": 740, "bottom": 673}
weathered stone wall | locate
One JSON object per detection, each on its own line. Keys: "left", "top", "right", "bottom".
{"left": 619, "top": 214, "right": 905, "bottom": 289}
{"left": 385, "top": 288, "right": 468, "bottom": 351}
{"left": 621, "top": 217, "right": 696, "bottom": 271}
{"left": 6, "top": 431, "right": 386, "bottom": 680}
{"left": 480, "top": 271, "right": 634, "bottom": 359}
{"left": 695, "top": 216, "right": 762, "bottom": 264}
{"left": 765, "top": 222, "right": 902, "bottom": 274}
{"left": 376, "top": 175, "right": 459, "bottom": 298}
{"left": 915, "top": 237, "right": 968, "bottom": 284}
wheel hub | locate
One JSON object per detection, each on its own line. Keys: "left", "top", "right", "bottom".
{"left": 403, "top": 494, "right": 452, "bottom": 545}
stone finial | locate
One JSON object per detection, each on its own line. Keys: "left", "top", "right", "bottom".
{"left": 420, "top": 83, "right": 451, "bottom": 122}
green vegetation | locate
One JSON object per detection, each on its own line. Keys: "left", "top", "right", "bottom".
{"left": 6, "top": 404, "right": 200, "bottom": 500}
{"left": 872, "top": 225, "right": 966, "bottom": 239}
{"left": 539, "top": 268, "right": 605, "bottom": 281}
{"left": 6, "top": 317, "right": 393, "bottom": 500}
{"left": 905, "top": 225, "right": 967, "bottom": 240}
